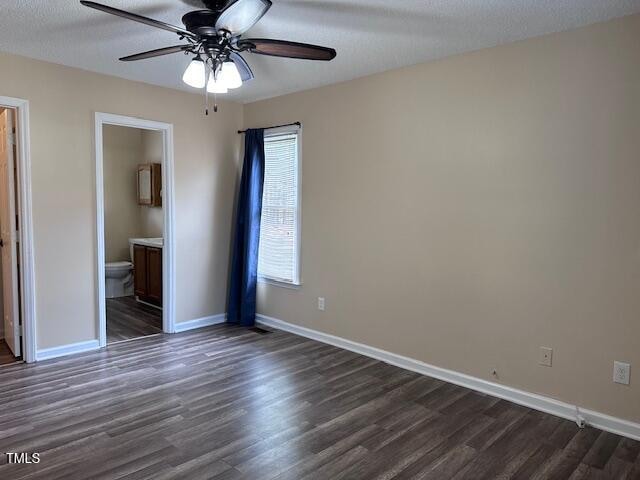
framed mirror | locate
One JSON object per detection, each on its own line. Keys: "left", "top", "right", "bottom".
{"left": 137, "top": 163, "right": 161, "bottom": 206}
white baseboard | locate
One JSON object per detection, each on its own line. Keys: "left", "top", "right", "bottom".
{"left": 257, "top": 314, "right": 640, "bottom": 441}
{"left": 174, "top": 313, "right": 226, "bottom": 333}
{"left": 36, "top": 339, "right": 100, "bottom": 361}
{"left": 35, "top": 314, "right": 226, "bottom": 360}
{"left": 135, "top": 297, "right": 163, "bottom": 311}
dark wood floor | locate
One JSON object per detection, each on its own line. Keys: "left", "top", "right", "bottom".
{"left": 106, "top": 296, "right": 163, "bottom": 344}
{"left": 0, "top": 339, "right": 19, "bottom": 366}
{"left": 0, "top": 325, "right": 638, "bottom": 479}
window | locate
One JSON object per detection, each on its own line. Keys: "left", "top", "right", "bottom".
{"left": 258, "top": 128, "right": 301, "bottom": 285}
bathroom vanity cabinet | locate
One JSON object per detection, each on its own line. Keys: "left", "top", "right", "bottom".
{"left": 133, "top": 244, "right": 162, "bottom": 307}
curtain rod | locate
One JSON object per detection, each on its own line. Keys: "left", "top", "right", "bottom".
{"left": 237, "top": 121, "right": 301, "bottom": 134}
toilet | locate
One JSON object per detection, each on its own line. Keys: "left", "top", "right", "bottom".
{"left": 105, "top": 261, "right": 134, "bottom": 298}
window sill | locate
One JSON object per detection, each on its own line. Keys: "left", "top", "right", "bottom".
{"left": 258, "top": 277, "right": 302, "bottom": 290}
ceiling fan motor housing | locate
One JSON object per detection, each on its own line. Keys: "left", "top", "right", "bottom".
{"left": 200, "top": 0, "right": 233, "bottom": 12}
{"left": 182, "top": 10, "right": 223, "bottom": 37}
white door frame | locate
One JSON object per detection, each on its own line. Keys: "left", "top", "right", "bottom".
{"left": 94, "top": 112, "right": 176, "bottom": 347}
{"left": 0, "top": 96, "right": 36, "bottom": 363}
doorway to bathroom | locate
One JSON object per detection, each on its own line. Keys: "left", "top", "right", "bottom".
{"left": 94, "top": 113, "right": 175, "bottom": 347}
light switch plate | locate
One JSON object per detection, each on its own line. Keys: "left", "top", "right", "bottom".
{"left": 539, "top": 347, "right": 553, "bottom": 367}
{"left": 613, "top": 361, "right": 630, "bottom": 385}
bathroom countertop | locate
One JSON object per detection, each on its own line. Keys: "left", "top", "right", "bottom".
{"left": 129, "top": 237, "right": 163, "bottom": 248}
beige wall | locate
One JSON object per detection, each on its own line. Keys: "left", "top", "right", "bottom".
{"left": 103, "top": 125, "right": 141, "bottom": 263}
{"left": 0, "top": 52, "right": 242, "bottom": 349}
{"left": 244, "top": 14, "right": 640, "bottom": 423}
{"left": 103, "top": 126, "right": 164, "bottom": 263}
{"left": 140, "top": 130, "right": 164, "bottom": 238}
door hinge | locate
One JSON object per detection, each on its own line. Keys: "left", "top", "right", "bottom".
{"left": 19, "top": 324, "right": 24, "bottom": 337}
{"left": 8, "top": 133, "right": 16, "bottom": 146}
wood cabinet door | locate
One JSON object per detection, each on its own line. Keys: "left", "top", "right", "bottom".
{"left": 133, "top": 244, "right": 147, "bottom": 297}
{"left": 150, "top": 163, "right": 162, "bottom": 207}
{"left": 146, "top": 247, "right": 162, "bottom": 305}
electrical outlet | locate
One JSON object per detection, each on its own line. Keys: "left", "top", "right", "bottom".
{"left": 613, "top": 361, "right": 630, "bottom": 385}
{"left": 317, "top": 297, "right": 325, "bottom": 311}
{"left": 539, "top": 347, "right": 553, "bottom": 367}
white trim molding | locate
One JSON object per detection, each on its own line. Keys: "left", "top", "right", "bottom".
{"left": 174, "top": 314, "right": 226, "bottom": 333}
{"left": 36, "top": 340, "right": 100, "bottom": 362}
{"left": 257, "top": 314, "right": 640, "bottom": 441}
{"left": 93, "top": 113, "right": 176, "bottom": 345}
{"left": 0, "top": 96, "right": 37, "bottom": 363}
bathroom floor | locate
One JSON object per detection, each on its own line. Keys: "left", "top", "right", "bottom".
{"left": 0, "top": 339, "right": 18, "bottom": 366}
{"left": 106, "top": 296, "right": 162, "bottom": 344}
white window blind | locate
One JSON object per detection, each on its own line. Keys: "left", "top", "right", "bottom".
{"left": 258, "top": 131, "right": 301, "bottom": 285}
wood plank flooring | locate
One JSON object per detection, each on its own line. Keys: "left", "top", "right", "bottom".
{"left": 0, "top": 339, "right": 18, "bottom": 366}
{"left": 0, "top": 325, "right": 638, "bottom": 479}
{"left": 106, "top": 296, "right": 163, "bottom": 343}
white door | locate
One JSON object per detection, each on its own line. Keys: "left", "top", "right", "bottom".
{"left": 0, "top": 108, "right": 20, "bottom": 357}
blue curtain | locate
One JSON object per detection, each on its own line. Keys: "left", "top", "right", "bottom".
{"left": 227, "top": 129, "right": 265, "bottom": 327}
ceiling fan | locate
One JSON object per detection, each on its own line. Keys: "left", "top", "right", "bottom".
{"left": 80, "top": 0, "right": 337, "bottom": 98}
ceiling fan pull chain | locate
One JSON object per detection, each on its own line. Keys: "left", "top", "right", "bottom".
{"left": 205, "top": 64, "right": 210, "bottom": 116}
{"left": 213, "top": 60, "right": 219, "bottom": 113}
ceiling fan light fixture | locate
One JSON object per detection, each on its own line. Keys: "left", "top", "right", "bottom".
{"left": 182, "top": 56, "right": 206, "bottom": 88}
{"left": 219, "top": 60, "right": 243, "bottom": 89}
{"left": 207, "top": 75, "right": 229, "bottom": 94}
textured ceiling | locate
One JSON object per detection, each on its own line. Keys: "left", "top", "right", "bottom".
{"left": 1, "top": 0, "right": 639, "bottom": 103}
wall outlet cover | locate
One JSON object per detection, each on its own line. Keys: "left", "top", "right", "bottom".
{"left": 613, "top": 361, "right": 630, "bottom": 385}
{"left": 317, "top": 297, "right": 325, "bottom": 311}
{"left": 539, "top": 347, "right": 553, "bottom": 367}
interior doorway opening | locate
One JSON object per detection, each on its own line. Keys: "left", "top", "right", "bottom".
{"left": 0, "top": 107, "right": 23, "bottom": 365}
{"left": 94, "top": 113, "right": 176, "bottom": 348}
{"left": 102, "top": 125, "right": 165, "bottom": 344}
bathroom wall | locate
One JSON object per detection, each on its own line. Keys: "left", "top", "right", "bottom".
{"left": 103, "top": 126, "right": 165, "bottom": 263}
{"left": 140, "top": 130, "right": 164, "bottom": 238}
{"left": 103, "top": 125, "right": 142, "bottom": 263}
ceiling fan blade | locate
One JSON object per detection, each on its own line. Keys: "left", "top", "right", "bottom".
{"left": 229, "top": 52, "right": 254, "bottom": 81}
{"left": 80, "top": 1, "right": 195, "bottom": 38}
{"left": 215, "top": 0, "right": 272, "bottom": 35}
{"left": 120, "top": 45, "right": 193, "bottom": 62}
{"left": 238, "top": 39, "right": 336, "bottom": 61}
